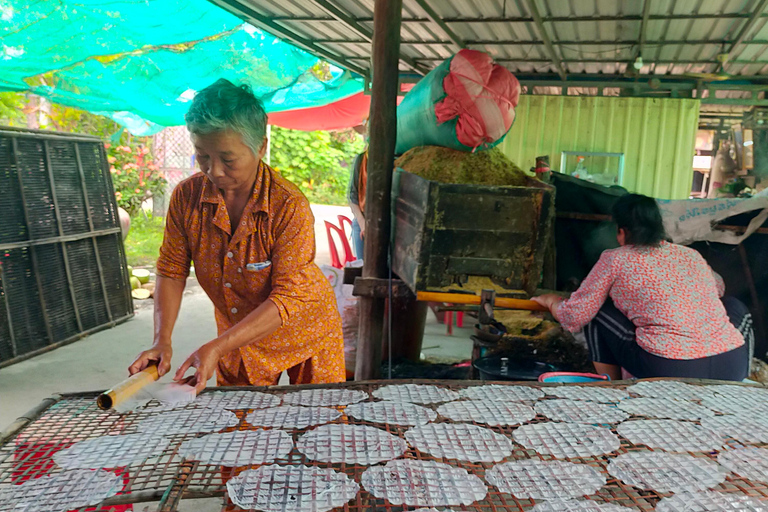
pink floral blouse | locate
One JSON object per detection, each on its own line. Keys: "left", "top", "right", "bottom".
{"left": 557, "top": 241, "right": 745, "bottom": 360}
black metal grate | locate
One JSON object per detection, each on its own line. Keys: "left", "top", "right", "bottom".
{"left": 0, "top": 128, "right": 133, "bottom": 366}
{"left": 0, "top": 138, "right": 27, "bottom": 243}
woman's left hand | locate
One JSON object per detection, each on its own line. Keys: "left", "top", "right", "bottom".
{"left": 174, "top": 342, "right": 222, "bottom": 394}
{"left": 531, "top": 293, "right": 563, "bottom": 312}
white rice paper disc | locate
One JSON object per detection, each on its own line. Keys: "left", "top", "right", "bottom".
{"left": 345, "top": 400, "right": 436, "bottom": 426}
{"left": 0, "top": 469, "right": 122, "bottom": 512}
{"left": 626, "top": 381, "right": 714, "bottom": 400}
{"left": 245, "top": 406, "right": 341, "bottom": 430}
{"left": 617, "top": 420, "right": 724, "bottom": 453}
{"left": 405, "top": 423, "right": 514, "bottom": 462}
{"left": 607, "top": 452, "right": 726, "bottom": 493}
{"left": 531, "top": 500, "right": 639, "bottom": 512}
{"left": 281, "top": 388, "right": 368, "bottom": 407}
{"left": 718, "top": 447, "right": 768, "bottom": 484}
{"left": 486, "top": 460, "right": 606, "bottom": 500}
{"left": 700, "top": 395, "right": 768, "bottom": 416}
{"left": 178, "top": 430, "right": 293, "bottom": 466}
{"left": 226, "top": 464, "right": 359, "bottom": 512}
{"left": 194, "top": 390, "right": 282, "bottom": 410}
{"left": 708, "top": 384, "right": 768, "bottom": 400}
{"left": 361, "top": 459, "right": 487, "bottom": 506}
{"left": 535, "top": 400, "right": 629, "bottom": 424}
{"left": 701, "top": 414, "right": 768, "bottom": 444}
{"left": 297, "top": 424, "right": 408, "bottom": 465}
{"left": 656, "top": 491, "right": 768, "bottom": 512}
{"left": 135, "top": 407, "right": 239, "bottom": 436}
{"left": 53, "top": 434, "right": 171, "bottom": 469}
{"left": 437, "top": 400, "right": 535, "bottom": 426}
{"left": 545, "top": 386, "right": 629, "bottom": 403}
{"left": 617, "top": 398, "right": 715, "bottom": 421}
{"left": 513, "top": 422, "right": 620, "bottom": 459}
{"left": 459, "top": 384, "right": 544, "bottom": 402}
{"left": 372, "top": 384, "right": 460, "bottom": 404}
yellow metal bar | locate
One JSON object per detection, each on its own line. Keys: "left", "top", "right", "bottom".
{"left": 416, "top": 292, "right": 547, "bottom": 311}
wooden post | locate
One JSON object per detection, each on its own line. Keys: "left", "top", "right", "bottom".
{"left": 355, "top": 0, "right": 403, "bottom": 381}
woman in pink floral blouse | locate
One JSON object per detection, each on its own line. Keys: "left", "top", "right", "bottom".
{"left": 534, "top": 194, "right": 752, "bottom": 381}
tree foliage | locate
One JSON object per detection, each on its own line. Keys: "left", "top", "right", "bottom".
{"left": 270, "top": 126, "right": 365, "bottom": 205}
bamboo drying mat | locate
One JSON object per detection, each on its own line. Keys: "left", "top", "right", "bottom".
{"left": 1, "top": 378, "right": 767, "bottom": 512}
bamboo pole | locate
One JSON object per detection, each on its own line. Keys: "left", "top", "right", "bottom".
{"left": 97, "top": 365, "right": 159, "bottom": 410}
{"left": 416, "top": 292, "right": 548, "bottom": 311}
{"left": 355, "top": 0, "right": 403, "bottom": 381}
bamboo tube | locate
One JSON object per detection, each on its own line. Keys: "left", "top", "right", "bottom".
{"left": 97, "top": 366, "right": 159, "bottom": 410}
{"left": 416, "top": 291, "right": 547, "bottom": 312}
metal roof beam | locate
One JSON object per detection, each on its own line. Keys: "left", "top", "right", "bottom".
{"left": 206, "top": 0, "right": 368, "bottom": 76}
{"left": 319, "top": 38, "right": 768, "bottom": 46}
{"left": 411, "top": 0, "right": 465, "bottom": 49}
{"left": 522, "top": 0, "right": 566, "bottom": 79}
{"left": 722, "top": 0, "right": 768, "bottom": 71}
{"left": 311, "top": 0, "right": 429, "bottom": 75}
{"left": 271, "top": 13, "right": 768, "bottom": 23}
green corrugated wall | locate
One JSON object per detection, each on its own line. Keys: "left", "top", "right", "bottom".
{"left": 499, "top": 95, "right": 701, "bottom": 200}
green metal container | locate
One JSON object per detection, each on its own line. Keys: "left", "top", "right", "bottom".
{"left": 392, "top": 169, "right": 555, "bottom": 297}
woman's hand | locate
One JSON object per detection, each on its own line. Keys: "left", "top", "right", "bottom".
{"left": 129, "top": 342, "right": 173, "bottom": 377}
{"left": 174, "top": 342, "right": 222, "bottom": 394}
{"left": 531, "top": 294, "right": 563, "bottom": 313}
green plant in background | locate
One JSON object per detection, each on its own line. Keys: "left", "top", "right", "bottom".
{"left": 123, "top": 215, "right": 165, "bottom": 267}
{"left": 270, "top": 126, "right": 365, "bottom": 205}
{"left": 106, "top": 141, "right": 166, "bottom": 216}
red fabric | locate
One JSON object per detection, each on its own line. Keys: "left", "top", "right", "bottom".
{"left": 268, "top": 93, "right": 370, "bottom": 131}
{"left": 435, "top": 49, "right": 521, "bottom": 149}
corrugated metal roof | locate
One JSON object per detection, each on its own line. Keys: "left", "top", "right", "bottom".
{"left": 210, "top": 0, "right": 768, "bottom": 106}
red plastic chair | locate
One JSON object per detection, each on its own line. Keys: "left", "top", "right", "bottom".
{"left": 325, "top": 220, "right": 355, "bottom": 269}
{"left": 338, "top": 215, "right": 353, "bottom": 238}
{"left": 444, "top": 310, "right": 465, "bottom": 335}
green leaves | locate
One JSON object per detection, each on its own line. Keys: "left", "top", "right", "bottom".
{"left": 270, "top": 126, "right": 364, "bottom": 205}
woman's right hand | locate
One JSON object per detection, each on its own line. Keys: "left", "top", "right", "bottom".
{"left": 129, "top": 343, "right": 173, "bottom": 377}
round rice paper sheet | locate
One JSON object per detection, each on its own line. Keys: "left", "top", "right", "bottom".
{"left": 700, "top": 395, "right": 768, "bottom": 416}
{"left": 656, "top": 491, "right": 768, "bottom": 512}
{"left": 531, "top": 500, "right": 639, "bottom": 512}
{"left": 708, "top": 384, "right": 768, "bottom": 400}
{"left": 486, "top": 460, "right": 606, "bottom": 500}
{"left": 405, "top": 423, "right": 514, "bottom": 462}
{"left": 281, "top": 388, "right": 368, "bottom": 407}
{"left": 545, "top": 386, "right": 629, "bottom": 404}
{"left": 245, "top": 406, "right": 341, "bottom": 430}
{"left": 607, "top": 452, "right": 726, "bottom": 493}
{"left": 718, "top": 447, "right": 768, "bottom": 484}
{"left": 618, "top": 398, "right": 715, "bottom": 421}
{"left": 54, "top": 434, "right": 171, "bottom": 469}
{"left": 701, "top": 414, "right": 768, "bottom": 444}
{"left": 372, "top": 384, "right": 460, "bottom": 404}
{"left": 194, "top": 390, "right": 282, "bottom": 410}
{"left": 134, "top": 407, "right": 239, "bottom": 436}
{"left": 513, "top": 422, "right": 620, "bottom": 459}
{"left": 626, "top": 381, "right": 713, "bottom": 400}
{"left": 0, "top": 469, "right": 122, "bottom": 512}
{"left": 361, "top": 459, "right": 487, "bottom": 506}
{"left": 459, "top": 384, "right": 544, "bottom": 402}
{"left": 617, "top": 420, "right": 723, "bottom": 453}
{"left": 345, "top": 400, "right": 436, "bottom": 426}
{"left": 297, "top": 424, "right": 408, "bottom": 465}
{"left": 437, "top": 400, "right": 535, "bottom": 426}
{"left": 226, "top": 464, "right": 359, "bottom": 512}
{"left": 178, "top": 430, "right": 293, "bottom": 466}
{"left": 535, "top": 400, "right": 629, "bottom": 424}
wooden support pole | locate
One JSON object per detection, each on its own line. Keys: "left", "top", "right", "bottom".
{"left": 355, "top": 0, "right": 402, "bottom": 381}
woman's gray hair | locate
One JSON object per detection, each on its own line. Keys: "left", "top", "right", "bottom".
{"left": 185, "top": 78, "right": 267, "bottom": 155}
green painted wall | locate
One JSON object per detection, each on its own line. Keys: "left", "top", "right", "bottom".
{"left": 499, "top": 95, "right": 701, "bottom": 199}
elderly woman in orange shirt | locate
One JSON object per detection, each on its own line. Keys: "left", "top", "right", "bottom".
{"left": 129, "top": 79, "right": 345, "bottom": 392}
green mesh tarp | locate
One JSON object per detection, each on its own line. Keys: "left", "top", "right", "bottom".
{"left": 0, "top": 0, "right": 363, "bottom": 134}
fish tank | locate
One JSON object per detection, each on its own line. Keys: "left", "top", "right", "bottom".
{"left": 560, "top": 151, "right": 625, "bottom": 187}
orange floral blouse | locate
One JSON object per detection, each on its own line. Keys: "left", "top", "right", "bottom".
{"left": 156, "top": 162, "right": 344, "bottom": 385}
